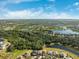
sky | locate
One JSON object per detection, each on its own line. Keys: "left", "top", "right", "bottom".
{"left": 0, "top": 0, "right": 79, "bottom": 19}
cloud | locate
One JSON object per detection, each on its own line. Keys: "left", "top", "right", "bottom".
{"left": 64, "top": 1, "right": 79, "bottom": 15}
{"left": 0, "top": 0, "right": 79, "bottom": 19}
{"left": 0, "top": 9, "right": 79, "bottom": 19}
{"left": 0, "top": 0, "right": 40, "bottom": 8}
{"left": 74, "top": 2, "right": 79, "bottom": 6}
{"left": 7, "top": 0, "right": 39, "bottom": 3}
{"left": 0, "top": 10, "right": 52, "bottom": 19}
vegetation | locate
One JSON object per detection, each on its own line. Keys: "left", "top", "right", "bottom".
{"left": 0, "top": 30, "right": 78, "bottom": 51}
{"left": 0, "top": 20, "right": 79, "bottom": 59}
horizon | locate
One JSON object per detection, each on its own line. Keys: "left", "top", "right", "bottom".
{"left": 0, "top": 19, "right": 79, "bottom": 21}
{"left": 0, "top": 0, "right": 79, "bottom": 19}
